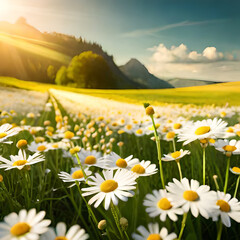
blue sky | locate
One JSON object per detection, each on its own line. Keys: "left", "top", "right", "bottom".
{"left": 1, "top": 0, "right": 240, "bottom": 81}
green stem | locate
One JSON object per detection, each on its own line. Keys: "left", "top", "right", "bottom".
{"left": 110, "top": 202, "right": 124, "bottom": 239}
{"left": 203, "top": 147, "right": 206, "bottom": 185}
{"left": 217, "top": 221, "right": 223, "bottom": 240}
{"left": 150, "top": 115, "right": 165, "bottom": 188}
{"left": 75, "top": 153, "right": 88, "bottom": 181}
{"left": 223, "top": 157, "right": 231, "bottom": 193}
{"left": 75, "top": 181, "right": 98, "bottom": 226}
{"left": 234, "top": 175, "right": 240, "bottom": 198}
{"left": 176, "top": 161, "right": 183, "bottom": 180}
{"left": 172, "top": 139, "right": 176, "bottom": 152}
{"left": 178, "top": 213, "right": 188, "bottom": 240}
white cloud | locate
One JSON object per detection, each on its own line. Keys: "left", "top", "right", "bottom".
{"left": 149, "top": 43, "right": 232, "bottom": 63}
{"left": 147, "top": 43, "right": 240, "bottom": 81}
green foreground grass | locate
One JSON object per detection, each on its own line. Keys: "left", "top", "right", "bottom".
{"left": 1, "top": 76, "right": 240, "bottom": 106}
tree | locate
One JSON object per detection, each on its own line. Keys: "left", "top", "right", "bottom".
{"left": 67, "top": 51, "right": 115, "bottom": 88}
{"left": 47, "top": 65, "right": 57, "bottom": 83}
{"left": 55, "top": 66, "right": 71, "bottom": 86}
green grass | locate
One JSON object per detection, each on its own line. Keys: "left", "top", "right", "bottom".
{"left": 0, "top": 76, "right": 240, "bottom": 106}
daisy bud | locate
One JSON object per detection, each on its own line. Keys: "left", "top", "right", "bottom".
{"left": 150, "top": 136, "right": 156, "bottom": 141}
{"left": 82, "top": 137, "right": 88, "bottom": 143}
{"left": 35, "top": 137, "right": 45, "bottom": 143}
{"left": 46, "top": 126, "right": 54, "bottom": 132}
{"left": 100, "top": 139, "right": 105, "bottom": 144}
{"left": 93, "top": 144, "right": 99, "bottom": 150}
{"left": 98, "top": 220, "right": 107, "bottom": 230}
{"left": 46, "top": 131, "right": 53, "bottom": 137}
{"left": 118, "top": 130, "right": 125, "bottom": 134}
{"left": 145, "top": 106, "right": 155, "bottom": 116}
{"left": 98, "top": 128, "right": 102, "bottom": 133}
{"left": 27, "top": 112, "right": 35, "bottom": 118}
{"left": 117, "top": 141, "right": 124, "bottom": 147}
{"left": 69, "top": 146, "right": 81, "bottom": 155}
{"left": 44, "top": 120, "right": 51, "bottom": 126}
{"left": 92, "top": 132, "right": 98, "bottom": 138}
{"left": 110, "top": 138, "right": 115, "bottom": 143}
{"left": 120, "top": 217, "right": 128, "bottom": 231}
{"left": 0, "top": 174, "right": 3, "bottom": 182}
{"left": 16, "top": 139, "right": 28, "bottom": 149}
{"left": 74, "top": 125, "right": 80, "bottom": 132}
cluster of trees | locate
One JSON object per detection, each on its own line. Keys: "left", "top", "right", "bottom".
{"left": 49, "top": 51, "right": 116, "bottom": 89}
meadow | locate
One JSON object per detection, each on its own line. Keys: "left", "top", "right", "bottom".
{"left": 1, "top": 76, "right": 240, "bottom": 106}
{"left": 0, "top": 82, "right": 239, "bottom": 239}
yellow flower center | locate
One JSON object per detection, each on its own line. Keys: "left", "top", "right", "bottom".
{"left": 162, "top": 127, "right": 168, "bottom": 133}
{"left": 157, "top": 198, "right": 172, "bottom": 210}
{"left": 166, "top": 131, "right": 175, "bottom": 139}
{"left": 195, "top": 126, "right": 210, "bottom": 135}
{"left": 171, "top": 151, "right": 181, "bottom": 159}
{"left": 222, "top": 145, "right": 237, "bottom": 152}
{"left": 126, "top": 124, "right": 132, "bottom": 130}
{"left": 226, "top": 127, "right": 234, "bottom": 133}
{"left": 221, "top": 111, "right": 226, "bottom": 117}
{"left": 112, "top": 122, "right": 118, "bottom": 127}
{"left": 37, "top": 145, "right": 47, "bottom": 151}
{"left": 183, "top": 190, "right": 199, "bottom": 201}
{"left": 84, "top": 155, "right": 97, "bottom": 165}
{"left": 216, "top": 200, "right": 230, "bottom": 212}
{"left": 64, "top": 131, "right": 74, "bottom": 139}
{"left": 13, "top": 160, "right": 28, "bottom": 166}
{"left": 52, "top": 143, "right": 59, "bottom": 148}
{"left": 136, "top": 129, "right": 143, "bottom": 134}
{"left": 72, "top": 170, "right": 84, "bottom": 179}
{"left": 173, "top": 123, "right": 182, "bottom": 129}
{"left": 116, "top": 158, "right": 127, "bottom": 168}
{"left": 0, "top": 133, "right": 7, "bottom": 138}
{"left": 100, "top": 180, "right": 118, "bottom": 193}
{"left": 147, "top": 234, "right": 162, "bottom": 240}
{"left": 118, "top": 130, "right": 125, "bottom": 134}
{"left": 131, "top": 164, "right": 145, "bottom": 174}
{"left": 209, "top": 138, "right": 215, "bottom": 143}
{"left": 232, "top": 167, "right": 240, "bottom": 173}
{"left": 10, "top": 222, "right": 31, "bottom": 236}
{"left": 55, "top": 237, "right": 68, "bottom": 240}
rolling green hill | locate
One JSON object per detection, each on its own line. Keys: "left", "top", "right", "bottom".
{"left": 0, "top": 19, "right": 140, "bottom": 88}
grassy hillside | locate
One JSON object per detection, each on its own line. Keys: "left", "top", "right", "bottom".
{"left": 0, "top": 20, "right": 137, "bottom": 88}
{"left": 0, "top": 77, "right": 240, "bottom": 106}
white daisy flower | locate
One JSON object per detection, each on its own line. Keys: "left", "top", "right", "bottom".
{"left": 163, "top": 131, "right": 176, "bottom": 141}
{"left": 0, "top": 150, "right": 45, "bottom": 171}
{"left": 178, "top": 118, "right": 227, "bottom": 145}
{"left": 0, "top": 208, "right": 51, "bottom": 240}
{"left": 143, "top": 189, "right": 184, "bottom": 222}
{"left": 212, "top": 191, "right": 240, "bottom": 227}
{"left": 130, "top": 160, "right": 158, "bottom": 177}
{"left": 28, "top": 142, "right": 54, "bottom": 153}
{"left": 132, "top": 223, "right": 177, "bottom": 240}
{"left": 40, "top": 222, "right": 89, "bottom": 240}
{"left": 162, "top": 149, "right": 190, "bottom": 162}
{"left": 0, "top": 123, "right": 22, "bottom": 143}
{"left": 214, "top": 139, "right": 240, "bottom": 155}
{"left": 230, "top": 166, "right": 240, "bottom": 175}
{"left": 58, "top": 167, "right": 92, "bottom": 186}
{"left": 166, "top": 178, "right": 218, "bottom": 219}
{"left": 102, "top": 152, "right": 139, "bottom": 170}
{"left": 82, "top": 169, "right": 137, "bottom": 210}
{"left": 76, "top": 149, "right": 106, "bottom": 168}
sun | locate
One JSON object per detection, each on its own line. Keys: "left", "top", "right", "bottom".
{"left": 0, "top": 0, "right": 10, "bottom": 16}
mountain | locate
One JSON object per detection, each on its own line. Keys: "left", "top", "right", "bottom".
{"left": 120, "top": 58, "right": 173, "bottom": 89}
{"left": 166, "top": 78, "right": 222, "bottom": 88}
{"left": 0, "top": 18, "right": 143, "bottom": 89}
